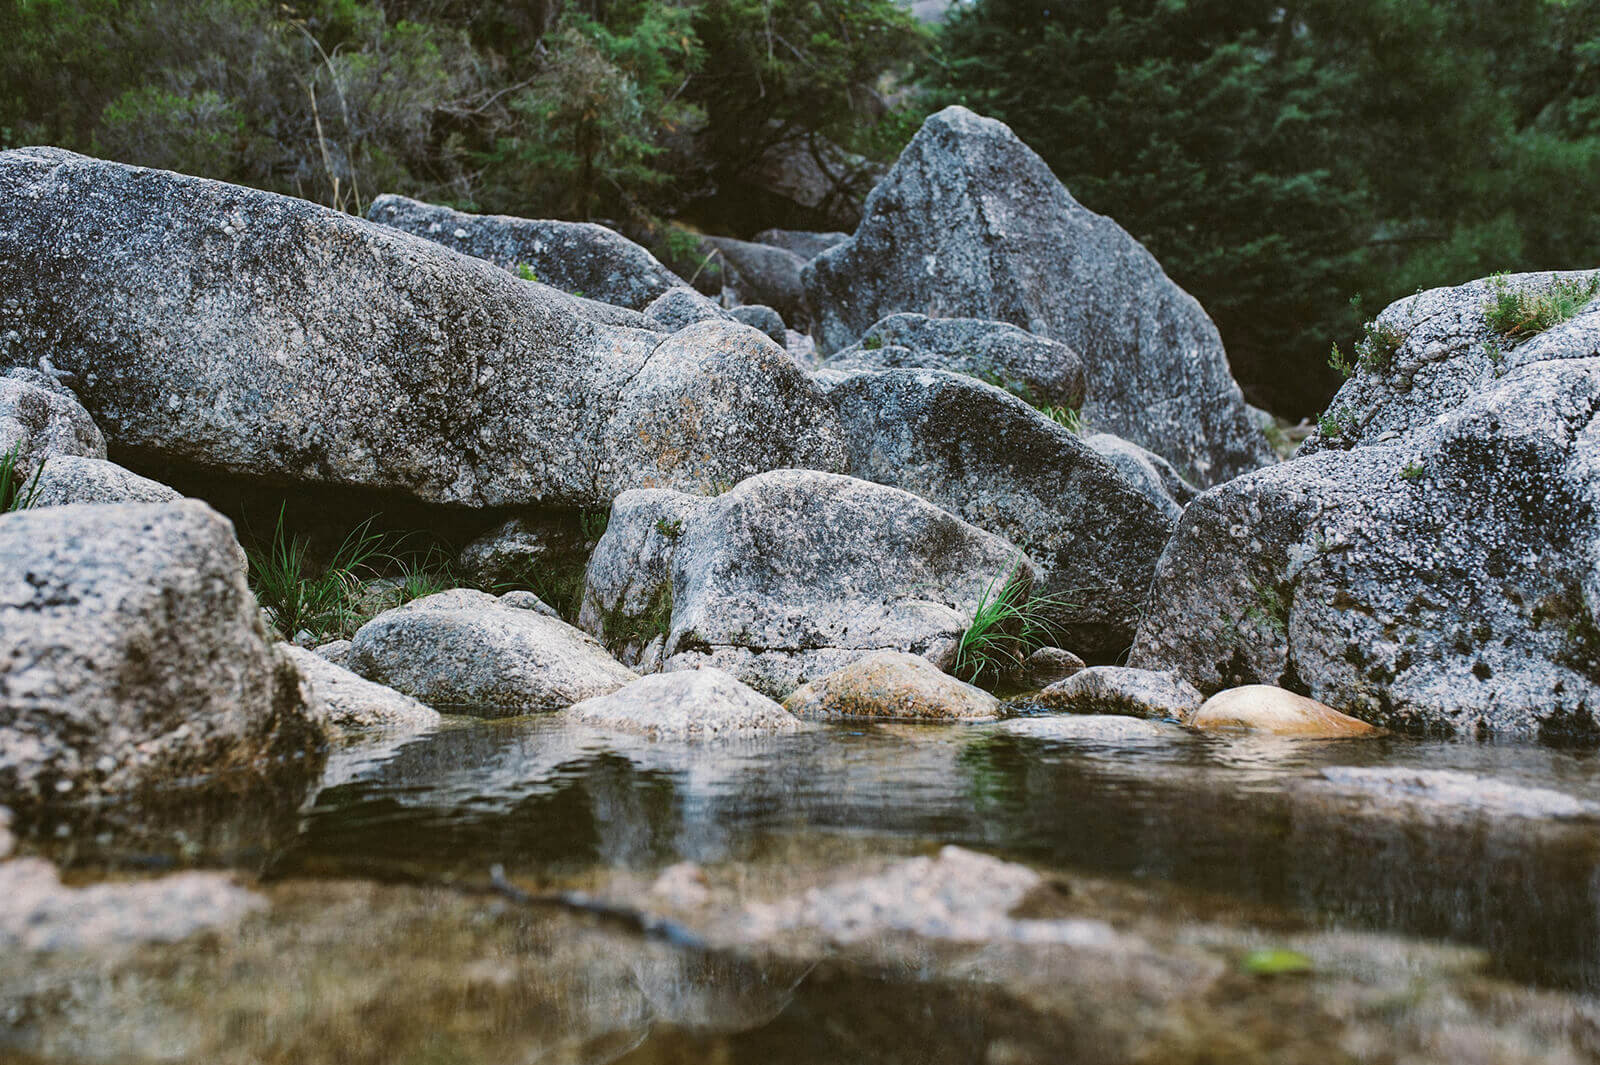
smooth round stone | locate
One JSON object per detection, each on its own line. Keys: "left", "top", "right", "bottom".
{"left": 1191, "top": 685, "right": 1381, "bottom": 738}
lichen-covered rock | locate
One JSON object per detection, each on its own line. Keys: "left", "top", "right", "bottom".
{"left": 281, "top": 645, "right": 442, "bottom": 735}
{"left": 366, "top": 193, "right": 685, "bottom": 309}
{"left": 783, "top": 651, "right": 1001, "bottom": 722}
{"left": 0, "top": 501, "right": 324, "bottom": 803}
{"left": 753, "top": 228, "right": 849, "bottom": 261}
{"left": 28, "top": 455, "right": 180, "bottom": 507}
{"left": 348, "top": 589, "right": 636, "bottom": 715}
{"left": 802, "top": 106, "right": 1270, "bottom": 485}
{"left": 826, "top": 369, "right": 1175, "bottom": 658}
{"left": 821, "top": 313, "right": 1087, "bottom": 411}
{"left": 726, "top": 304, "right": 787, "bottom": 347}
{"left": 0, "top": 149, "right": 838, "bottom": 508}
{"left": 700, "top": 235, "right": 810, "bottom": 327}
{"left": 456, "top": 512, "right": 591, "bottom": 588}
{"left": 1032, "top": 666, "right": 1203, "bottom": 721}
{"left": 0, "top": 375, "right": 104, "bottom": 470}
{"left": 1083, "top": 432, "right": 1199, "bottom": 521}
{"left": 643, "top": 285, "right": 727, "bottom": 332}
{"left": 1191, "top": 686, "right": 1380, "bottom": 738}
{"left": 0, "top": 857, "right": 264, "bottom": 953}
{"left": 605, "top": 319, "right": 848, "bottom": 495}
{"left": 561, "top": 668, "right": 801, "bottom": 739}
{"left": 581, "top": 469, "right": 1033, "bottom": 697}
{"left": 1129, "top": 273, "right": 1600, "bottom": 740}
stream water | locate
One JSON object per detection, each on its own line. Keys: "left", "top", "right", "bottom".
{"left": 9, "top": 717, "right": 1600, "bottom": 1063}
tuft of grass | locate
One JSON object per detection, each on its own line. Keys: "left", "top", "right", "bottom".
{"left": 1484, "top": 272, "right": 1600, "bottom": 341}
{"left": 515, "top": 263, "right": 539, "bottom": 283}
{"left": 246, "top": 508, "right": 389, "bottom": 642}
{"left": 0, "top": 445, "right": 44, "bottom": 513}
{"left": 861, "top": 333, "right": 884, "bottom": 351}
{"left": 600, "top": 584, "right": 674, "bottom": 653}
{"left": 1400, "top": 460, "right": 1425, "bottom": 481}
{"left": 955, "top": 560, "right": 1073, "bottom": 689}
{"left": 1038, "top": 404, "right": 1085, "bottom": 434}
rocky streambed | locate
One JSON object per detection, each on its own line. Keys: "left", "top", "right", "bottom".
{"left": 4, "top": 103, "right": 1600, "bottom": 1062}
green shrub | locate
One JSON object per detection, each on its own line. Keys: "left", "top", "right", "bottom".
{"left": 1484, "top": 273, "right": 1600, "bottom": 341}
{"left": 246, "top": 509, "right": 389, "bottom": 642}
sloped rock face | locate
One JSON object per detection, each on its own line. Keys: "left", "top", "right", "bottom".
{"left": 349, "top": 589, "right": 637, "bottom": 715}
{"left": 1032, "top": 666, "right": 1203, "bottom": 721}
{"left": 29, "top": 455, "right": 180, "bottom": 506}
{"left": 0, "top": 501, "right": 324, "bottom": 803}
{"left": 281, "top": 645, "right": 442, "bottom": 736}
{"left": 0, "top": 376, "right": 104, "bottom": 470}
{"left": 581, "top": 469, "right": 1033, "bottom": 697}
{"left": 1083, "top": 433, "right": 1198, "bottom": 521}
{"left": 366, "top": 194, "right": 685, "bottom": 309}
{"left": 1130, "top": 272, "right": 1600, "bottom": 741}
{"left": 754, "top": 228, "right": 849, "bottom": 261}
{"left": 0, "top": 149, "right": 839, "bottom": 508}
{"left": 802, "top": 106, "right": 1270, "bottom": 485}
{"left": 826, "top": 369, "right": 1175, "bottom": 659}
{"left": 820, "top": 313, "right": 1086, "bottom": 411}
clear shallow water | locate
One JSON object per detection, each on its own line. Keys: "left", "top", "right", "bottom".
{"left": 228, "top": 718, "right": 1600, "bottom": 991}
{"left": 14, "top": 716, "right": 1600, "bottom": 1063}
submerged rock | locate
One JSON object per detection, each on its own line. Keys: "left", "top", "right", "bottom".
{"left": 999, "top": 715, "right": 1182, "bottom": 743}
{"left": 1191, "top": 686, "right": 1380, "bottom": 738}
{"left": 783, "top": 651, "right": 1001, "bottom": 723}
{"left": 0, "top": 500, "right": 323, "bottom": 803}
{"left": 826, "top": 369, "right": 1175, "bottom": 657}
{"left": 348, "top": 589, "right": 636, "bottom": 715}
{"left": 1015, "top": 647, "right": 1086, "bottom": 690}
{"left": 28, "top": 455, "right": 180, "bottom": 506}
{"left": 562, "top": 668, "right": 802, "bottom": 739}
{"left": 366, "top": 193, "right": 685, "bottom": 309}
{"left": 1130, "top": 271, "right": 1600, "bottom": 740}
{"left": 802, "top": 105, "right": 1271, "bottom": 485}
{"left": 820, "top": 312, "right": 1087, "bottom": 411}
{"left": 0, "top": 149, "right": 837, "bottom": 508}
{"left": 0, "top": 857, "right": 264, "bottom": 953}
{"left": 1316, "top": 767, "right": 1599, "bottom": 820}
{"left": 0, "top": 375, "right": 104, "bottom": 471}
{"left": 1033, "top": 666, "right": 1203, "bottom": 721}
{"left": 582, "top": 469, "right": 1032, "bottom": 697}
{"left": 740, "top": 846, "right": 1120, "bottom": 947}
{"left": 282, "top": 645, "right": 442, "bottom": 735}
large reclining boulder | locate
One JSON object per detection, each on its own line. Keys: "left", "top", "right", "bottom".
{"left": 580, "top": 469, "right": 1033, "bottom": 697}
{"left": 0, "top": 150, "right": 844, "bottom": 507}
{"left": 802, "top": 106, "right": 1270, "bottom": 486}
{"left": 367, "top": 193, "right": 686, "bottom": 310}
{"left": 1130, "top": 271, "right": 1600, "bottom": 741}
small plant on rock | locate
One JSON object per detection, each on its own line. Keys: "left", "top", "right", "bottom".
{"left": 516, "top": 263, "right": 539, "bottom": 282}
{"left": 861, "top": 334, "right": 884, "bottom": 351}
{"left": 654, "top": 516, "right": 684, "bottom": 539}
{"left": 0, "top": 446, "right": 43, "bottom": 513}
{"left": 1038, "top": 404, "right": 1085, "bottom": 434}
{"left": 955, "top": 560, "right": 1073, "bottom": 689}
{"left": 1316, "top": 405, "right": 1360, "bottom": 449}
{"left": 1484, "top": 272, "right": 1600, "bottom": 341}
{"left": 1400, "top": 460, "right": 1425, "bottom": 481}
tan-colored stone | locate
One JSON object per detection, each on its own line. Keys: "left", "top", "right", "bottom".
{"left": 783, "top": 651, "right": 1000, "bottom": 722}
{"left": 1190, "top": 685, "right": 1381, "bottom": 738}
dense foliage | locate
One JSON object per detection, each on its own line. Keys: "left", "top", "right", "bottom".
{"left": 927, "top": 0, "right": 1600, "bottom": 414}
{"left": 4, "top": 0, "right": 1600, "bottom": 414}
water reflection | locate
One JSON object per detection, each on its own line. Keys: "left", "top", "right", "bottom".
{"left": 239, "top": 718, "right": 1600, "bottom": 991}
